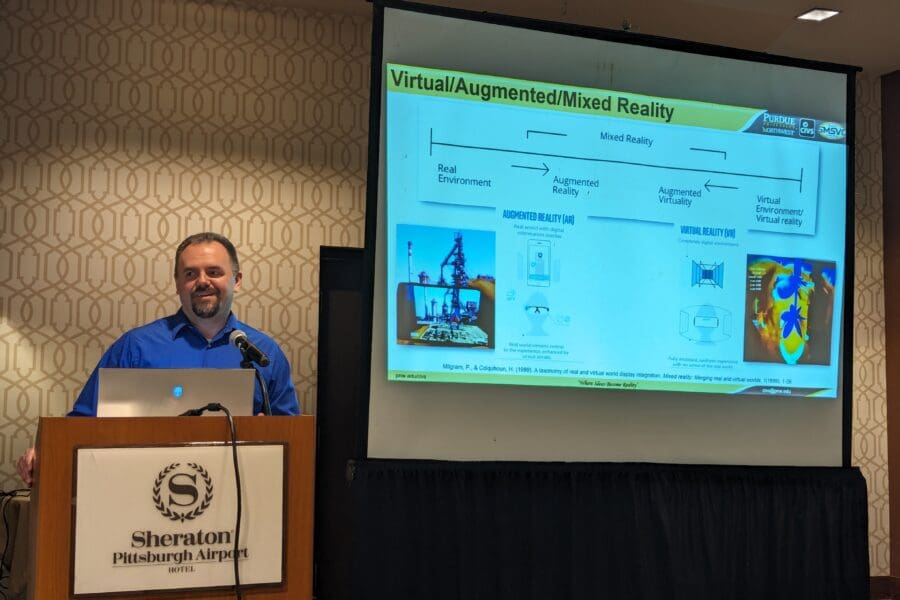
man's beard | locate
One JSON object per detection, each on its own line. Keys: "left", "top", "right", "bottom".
{"left": 191, "top": 292, "right": 221, "bottom": 318}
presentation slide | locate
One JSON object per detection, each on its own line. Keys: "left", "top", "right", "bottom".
{"left": 385, "top": 64, "right": 846, "bottom": 398}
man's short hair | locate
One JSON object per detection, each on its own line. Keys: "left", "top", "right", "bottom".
{"left": 174, "top": 233, "right": 240, "bottom": 277}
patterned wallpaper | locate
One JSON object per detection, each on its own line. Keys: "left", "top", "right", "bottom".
{"left": 854, "top": 72, "right": 888, "bottom": 574}
{"left": 0, "top": 0, "right": 890, "bottom": 574}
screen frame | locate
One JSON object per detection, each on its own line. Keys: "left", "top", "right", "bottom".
{"left": 360, "top": 0, "right": 858, "bottom": 467}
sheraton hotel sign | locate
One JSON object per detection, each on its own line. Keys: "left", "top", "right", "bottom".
{"left": 72, "top": 445, "right": 284, "bottom": 596}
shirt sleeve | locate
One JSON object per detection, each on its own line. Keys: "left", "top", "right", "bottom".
{"left": 262, "top": 344, "right": 301, "bottom": 415}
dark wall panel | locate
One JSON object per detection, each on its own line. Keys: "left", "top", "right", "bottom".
{"left": 315, "top": 246, "right": 365, "bottom": 600}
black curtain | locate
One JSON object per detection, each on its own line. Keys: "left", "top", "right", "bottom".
{"left": 351, "top": 460, "right": 868, "bottom": 600}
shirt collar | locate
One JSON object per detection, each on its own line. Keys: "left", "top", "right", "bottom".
{"left": 170, "top": 310, "right": 240, "bottom": 344}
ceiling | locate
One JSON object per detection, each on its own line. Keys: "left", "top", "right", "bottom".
{"left": 263, "top": 0, "right": 900, "bottom": 76}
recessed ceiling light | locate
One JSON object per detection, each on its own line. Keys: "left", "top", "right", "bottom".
{"left": 796, "top": 8, "right": 840, "bottom": 22}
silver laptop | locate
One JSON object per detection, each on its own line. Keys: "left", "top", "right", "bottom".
{"left": 96, "top": 368, "right": 255, "bottom": 417}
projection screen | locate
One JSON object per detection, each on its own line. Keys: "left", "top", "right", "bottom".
{"left": 362, "top": 0, "right": 856, "bottom": 466}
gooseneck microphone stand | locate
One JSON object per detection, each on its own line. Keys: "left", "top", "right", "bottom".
{"left": 239, "top": 356, "right": 272, "bottom": 416}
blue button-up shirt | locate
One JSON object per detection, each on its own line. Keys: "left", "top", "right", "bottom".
{"left": 69, "top": 311, "right": 300, "bottom": 416}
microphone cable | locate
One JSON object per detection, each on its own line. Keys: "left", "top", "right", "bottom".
{"left": 179, "top": 403, "right": 244, "bottom": 600}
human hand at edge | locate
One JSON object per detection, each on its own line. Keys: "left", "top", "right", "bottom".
{"left": 16, "top": 447, "right": 36, "bottom": 487}
{"left": 467, "top": 277, "right": 496, "bottom": 301}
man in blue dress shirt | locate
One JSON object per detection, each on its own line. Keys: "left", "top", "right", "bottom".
{"left": 16, "top": 232, "right": 299, "bottom": 484}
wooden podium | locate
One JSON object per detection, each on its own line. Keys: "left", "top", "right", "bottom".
{"left": 27, "top": 416, "right": 315, "bottom": 600}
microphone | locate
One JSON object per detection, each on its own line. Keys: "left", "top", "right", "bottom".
{"left": 229, "top": 330, "right": 270, "bottom": 367}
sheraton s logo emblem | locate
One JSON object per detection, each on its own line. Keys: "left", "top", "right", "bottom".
{"left": 152, "top": 463, "right": 214, "bottom": 522}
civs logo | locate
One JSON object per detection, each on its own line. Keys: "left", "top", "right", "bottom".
{"left": 799, "top": 118, "right": 815, "bottom": 138}
{"left": 152, "top": 463, "right": 214, "bottom": 522}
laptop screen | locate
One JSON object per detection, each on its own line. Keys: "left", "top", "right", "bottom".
{"left": 96, "top": 368, "right": 256, "bottom": 417}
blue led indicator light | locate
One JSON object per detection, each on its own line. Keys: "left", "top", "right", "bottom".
{"left": 173, "top": 385, "right": 184, "bottom": 398}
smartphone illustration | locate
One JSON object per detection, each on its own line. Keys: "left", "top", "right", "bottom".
{"left": 527, "top": 240, "right": 551, "bottom": 287}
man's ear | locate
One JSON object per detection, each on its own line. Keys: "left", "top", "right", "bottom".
{"left": 233, "top": 271, "right": 243, "bottom": 291}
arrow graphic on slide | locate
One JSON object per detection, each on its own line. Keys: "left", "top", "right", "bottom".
{"left": 526, "top": 130, "right": 567, "bottom": 139}
{"left": 511, "top": 162, "right": 550, "bottom": 175}
{"left": 691, "top": 147, "right": 728, "bottom": 159}
{"left": 704, "top": 179, "right": 738, "bottom": 192}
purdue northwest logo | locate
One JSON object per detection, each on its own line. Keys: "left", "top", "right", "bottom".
{"left": 152, "top": 463, "right": 214, "bottom": 522}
